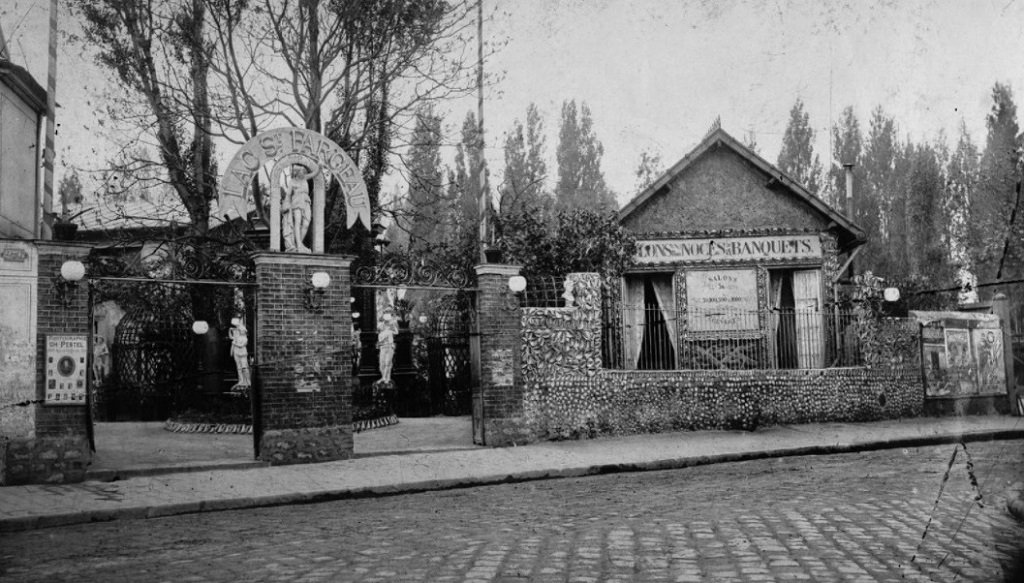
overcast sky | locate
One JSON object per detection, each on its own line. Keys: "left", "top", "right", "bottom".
{"left": 6, "top": 0, "right": 1024, "bottom": 207}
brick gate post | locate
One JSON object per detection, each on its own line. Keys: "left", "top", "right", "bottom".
{"left": 473, "top": 264, "right": 532, "bottom": 446}
{"left": 2, "top": 241, "right": 92, "bottom": 485}
{"left": 253, "top": 253, "right": 355, "bottom": 464}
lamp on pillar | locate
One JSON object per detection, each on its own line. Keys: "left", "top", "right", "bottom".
{"left": 303, "top": 271, "right": 331, "bottom": 312}
{"left": 504, "top": 274, "right": 527, "bottom": 310}
{"left": 54, "top": 260, "right": 85, "bottom": 308}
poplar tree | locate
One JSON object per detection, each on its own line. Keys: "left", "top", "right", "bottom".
{"left": 904, "top": 142, "right": 950, "bottom": 279}
{"left": 406, "top": 106, "right": 446, "bottom": 253}
{"left": 500, "top": 104, "right": 550, "bottom": 219}
{"left": 859, "top": 107, "right": 901, "bottom": 275}
{"left": 777, "top": 98, "right": 824, "bottom": 195}
{"left": 945, "top": 122, "right": 979, "bottom": 272}
{"left": 971, "top": 82, "right": 1023, "bottom": 281}
{"left": 555, "top": 100, "right": 617, "bottom": 211}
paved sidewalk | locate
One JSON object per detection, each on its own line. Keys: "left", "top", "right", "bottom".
{"left": 2, "top": 415, "right": 1022, "bottom": 532}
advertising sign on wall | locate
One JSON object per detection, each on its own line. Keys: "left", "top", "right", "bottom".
{"left": 972, "top": 328, "right": 1005, "bottom": 394}
{"left": 685, "top": 268, "right": 759, "bottom": 332}
{"left": 637, "top": 235, "right": 821, "bottom": 265}
{"left": 914, "top": 311, "right": 1007, "bottom": 399}
{"left": 45, "top": 335, "right": 88, "bottom": 405}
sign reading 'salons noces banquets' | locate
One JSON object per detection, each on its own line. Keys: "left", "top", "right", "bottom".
{"left": 635, "top": 235, "right": 821, "bottom": 264}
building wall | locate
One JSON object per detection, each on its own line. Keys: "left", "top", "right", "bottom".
{"left": 0, "top": 241, "right": 38, "bottom": 442}
{"left": 2, "top": 242, "right": 92, "bottom": 485}
{"left": 518, "top": 272, "right": 924, "bottom": 442}
{"left": 621, "top": 148, "right": 830, "bottom": 234}
{"left": 0, "top": 83, "right": 40, "bottom": 239}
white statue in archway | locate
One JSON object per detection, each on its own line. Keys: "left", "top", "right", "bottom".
{"left": 217, "top": 127, "right": 373, "bottom": 255}
{"left": 281, "top": 162, "right": 320, "bottom": 253}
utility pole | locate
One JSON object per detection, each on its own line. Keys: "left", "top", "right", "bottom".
{"left": 477, "top": 0, "right": 490, "bottom": 262}
{"left": 42, "top": 0, "right": 59, "bottom": 238}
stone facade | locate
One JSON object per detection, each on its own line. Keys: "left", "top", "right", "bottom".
{"left": 523, "top": 367, "right": 924, "bottom": 440}
{"left": 253, "top": 253, "right": 354, "bottom": 464}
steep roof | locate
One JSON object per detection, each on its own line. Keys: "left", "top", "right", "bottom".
{"left": 619, "top": 126, "right": 866, "bottom": 251}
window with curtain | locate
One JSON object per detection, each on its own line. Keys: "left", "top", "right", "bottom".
{"left": 623, "top": 273, "right": 676, "bottom": 370}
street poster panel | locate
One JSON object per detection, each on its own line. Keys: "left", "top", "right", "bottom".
{"left": 972, "top": 328, "right": 1006, "bottom": 394}
{"left": 45, "top": 334, "right": 88, "bottom": 405}
{"left": 943, "top": 328, "right": 977, "bottom": 396}
{"left": 922, "top": 341, "right": 954, "bottom": 397}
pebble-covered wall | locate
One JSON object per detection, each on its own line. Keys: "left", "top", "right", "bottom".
{"left": 520, "top": 272, "right": 924, "bottom": 441}
{"left": 522, "top": 368, "right": 923, "bottom": 440}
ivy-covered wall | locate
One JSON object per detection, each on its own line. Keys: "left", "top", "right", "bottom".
{"left": 520, "top": 272, "right": 924, "bottom": 441}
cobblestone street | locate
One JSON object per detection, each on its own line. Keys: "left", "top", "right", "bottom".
{"left": 2, "top": 440, "right": 1023, "bottom": 582}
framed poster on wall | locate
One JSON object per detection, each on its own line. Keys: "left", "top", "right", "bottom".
{"left": 972, "top": 328, "right": 1006, "bottom": 395}
{"left": 684, "top": 268, "right": 759, "bottom": 332}
{"left": 943, "top": 328, "right": 977, "bottom": 396}
{"left": 45, "top": 335, "right": 88, "bottom": 405}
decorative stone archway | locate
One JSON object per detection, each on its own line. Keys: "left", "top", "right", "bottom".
{"left": 216, "top": 128, "right": 372, "bottom": 253}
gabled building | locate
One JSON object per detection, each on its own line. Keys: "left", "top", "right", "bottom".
{"left": 616, "top": 126, "right": 866, "bottom": 370}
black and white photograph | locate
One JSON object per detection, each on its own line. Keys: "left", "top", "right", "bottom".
{"left": 2, "top": 1, "right": 1024, "bottom": 581}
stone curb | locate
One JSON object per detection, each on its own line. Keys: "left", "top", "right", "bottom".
{"left": 3, "top": 428, "right": 1023, "bottom": 533}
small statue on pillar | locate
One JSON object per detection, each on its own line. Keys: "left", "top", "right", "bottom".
{"left": 229, "top": 317, "right": 251, "bottom": 392}
{"left": 281, "top": 163, "right": 320, "bottom": 253}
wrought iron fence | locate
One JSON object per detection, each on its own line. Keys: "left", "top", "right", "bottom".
{"left": 522, "top": 274, "right": 569, "bottom": 308}
{"left": 600, "top": 305, "right": 917, "bottom": 371}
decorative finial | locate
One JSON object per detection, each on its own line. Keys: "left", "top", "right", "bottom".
{"left": 704, "top": 116, "right": 722, "bottom": 139}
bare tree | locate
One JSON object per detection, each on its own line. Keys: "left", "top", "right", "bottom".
{"left": 72, "top": 0, "right": 496, "bottom": 249}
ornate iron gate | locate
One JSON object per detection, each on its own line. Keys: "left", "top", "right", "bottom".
{"left": 85, "top": 234, "right": 259, "bottom": 452}
{"left": 350, "top": 253, "right": 476, "bottom": 419}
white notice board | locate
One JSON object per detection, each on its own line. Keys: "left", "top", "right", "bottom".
{"left": 45, "top": 335, "right": 88, "bottom": 405}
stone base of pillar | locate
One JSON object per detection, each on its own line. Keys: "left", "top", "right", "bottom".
{"left": 258, "top": 426, "right": 353, "bottom": 465}
{"left": 1, "top": 435, "right": 91, "bottom": 486}
{"left": 482, "top": 418, "right": 537, "bottom": 447}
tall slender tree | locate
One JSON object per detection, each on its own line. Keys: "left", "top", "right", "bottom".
{"left": 777, "top": 98, "right": 824, "bottom": 195}
{"left": 405, "top": 106, "right": 446, "bottom": 253}
{"left": 971, "top": 82, "right": 1023, "bottom": 281}
{"left": 555, "top": 100, "right": 616, "bottom": 211}
{"left": 859, "top": 106, "right": 901, "bottom": 275}
{"left": 945, "top": 121, "right": 979, "bottom": 272}
{"left": 500, "top": 104, "right": 550, "bottom": 219}
{"left": 904, "top": 142, "right": 950, "bottom": 279}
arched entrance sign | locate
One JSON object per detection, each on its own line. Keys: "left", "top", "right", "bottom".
{"left": 217, "top": 128, "right": 372, "bottom": 253}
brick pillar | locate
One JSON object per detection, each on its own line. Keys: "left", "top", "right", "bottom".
{"left": 253, "top": 253, "right": 355, "bottom": 464}
{"left": 2, "top": 241, "right": 93, "bottom": 485}
{"left": 474, "top": 264, "right": 533, "bottom": 446}
{"left": 991, "top": 293, "right": 1019, "bottom": 414}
